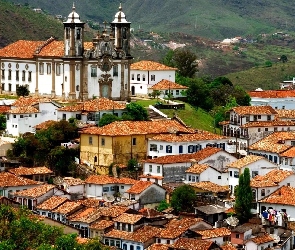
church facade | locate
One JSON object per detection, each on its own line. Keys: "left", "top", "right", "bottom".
{"left": 0, "top": 4, "right": 132, "bottom": 101}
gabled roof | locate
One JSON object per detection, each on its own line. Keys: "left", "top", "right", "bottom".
{"left": 0, "top": 172, "right": 40, "bottom": 187}
{"left": 62, "top": 177, "right": 85, "bottom": 186}
{"left": 248, "top": 233, "right": 274, "bottom": 245}
{"left": 85, "top": 175, "right": 136, "bottom": 185}
{"left": 185, "top": 163, "right": 210, "bottom": 174}
{"left": 240, "top": 120, "right": 295, "bottom": 128}
{"left": 172, "top": 238, "right": 214, "bottom": 250}
{"left": 251, "top": 169, "right": 293, "bottom": 188}
{"left": 99, "top": 206, "right": 130, "bottom": 218}
{"left": 51, "top": 200, "right": 83, "bottom": 215}
{"left": 150, "top": 130, "right": 226, "bottom": 142}
{"left": 147, "top": 244, "right": 170, "bottom": 250}
{"left": 275, "top": 109, "right": 295, "bottom": 119}
{"left": 36, "top": 196, "right": 68, "bottom": 211}
{"left": 149, "top": 79, "right": 188, "bottom": 90}
{"left": 226, "top": 155, "right": 265, "bottom": 169}
{"left": 89, "top": 219, "right": 114, "bottom": 230}
{"left": 131, "top": 60, "right": 177, "bottom": 71}
{"left": 9, "top": 166, "right": 53, "bottom": 176}
{"left": 12, "top": 96, "right": 53, "bottom": 107}
{"left": 249, "top": 89, "right": 295, "bottom": 98}
{"left": 125, "top": 181, "right": 153, "bottom": 194}
{"left": 58, "top": 97, "right": 126, "bottom": 112}
{"left": 8, "top": 106, "right": 39, "bottom": 114}
{"left": 221, "top": 243, "right": 237, "bottom": 250}
{"left": 112, "top": 213, "right": 143, "bottom": 224}
{"left": 190, "top": 181, "right": 229, "bottom": 193}
{"left": 68, "top": 207, "right": 101, "bottom": 224}
{"left": 144, "top": 147, "right": 222, "bottom": 164}
{"left": 259, "top": 186, "right": 295, "bottom": 206}
{"left": 34, "top": 120, "right": 57, "bottom": 130}
{"left": 249, "top": 131, "right": 295, "bottom": 154}
{"left": 130, "top": 225, "right": 162, "bottom": 243}
{"left": 80, "top": 120, "right": 193, "bottom": 136}
{"left": 195, "top": 227, "right": 231, "bottom": 239}
{"left": 14, "top": 184, "right": 55, "bottom": 198}
{"left": 231, "top": 106, "right": 277, "bottom": 115}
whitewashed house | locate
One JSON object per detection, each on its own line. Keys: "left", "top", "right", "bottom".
{"left": 244, "top": 233, "right": 275, "bottom": 250}
{"left": 147, "top": 130, "right": 228, "bottom": 158}
{"left": 130, "top": 61, "right": 176, "bottom": 96}
{"left": 51, "top": 200, "right": 84, "bottom": 223}
{"left": 36, "top": 196, "right": 69, "bottom": 217}
{"left": 226, "top": 155, "right": 278, "bottom": 195}
{"left": 57, "top": 97, "right": 126, "bottom": 125}
{"left": 59, "top": 177, "right": 85, "bottom": 199}
{"left": 141, "top": 147, "right": 236, "bottom": 184}
{"left": 147, "top": 79, "right": 188, "bottom": 99}
{"left": 195, "top": 227, "right": 231, "bottom": 246}
{"left": 249, "top": 89, "right": 295, "bottom": 110}
{"left": 6, "top": 96, "right": 61, "bottom": 136}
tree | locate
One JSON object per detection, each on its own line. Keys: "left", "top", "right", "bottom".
{"left": 162, "top": 49, "right": 175, "bottom": 67}
{"left": 16, "top": 85, "right": 30, "bottom": 97}
{"left": 280, "top": 54, "right": 288, "bottom": 63}
{"left": 0, "top": 114, "right": 6, "bottom": 131}
{"left": 171, "top": 185, "right": 197, "bottom": 213}
{"left": 127, "top": 158, "right": 138, "bottom": 172}
{"left": 99, "top": 113, "right": 121, "bottom": 127}
{"left": 148, "top": 90, "right": 161, "bottom": 99}
{"left": 157, "top": 200, "right": 170, "bottom": 212}
{"left": 172, "top": 48, "right": 197, "bottom": 78}
{"left": 124, "top": 102, "right": 148, "bottom": 121}
{"left": 234, "top": 168, "right": 253, "bottom": 223}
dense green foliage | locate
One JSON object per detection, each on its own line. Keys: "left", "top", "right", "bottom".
{"left": 234, "top": 168, "right": 253, "bottom": 223}
{"left": 124, "top": 102, "right": 149, "bottom": 121}
{"left": 0, "top": 205, "right": 105, "bottom": 250}
{"left": 0, "top": 114, "right": 6, "bottom": 131}
{"left": 16, "top": 85, "right": 30, "bottom": 97}
{"left": 8, "top": 120, "right": 79, "bottom": 176}
{"left": 157, "top": 200, "right": 170, "bottom": 212}
{"left": 98, "top": 113, "right": 121, "bottom": 127}
{"left": 171, "top": 185, "right": 197, "bottom": 213}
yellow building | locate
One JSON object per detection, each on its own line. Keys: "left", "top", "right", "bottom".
{"left": 80, "top": 119, "right": 193, "bottom": 173}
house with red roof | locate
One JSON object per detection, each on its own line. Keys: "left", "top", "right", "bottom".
{"left": 0, "top": 4, "right": 132, "bottom": 101}
{"left": 130, "top": 60, "right": 177, "bottom": 96}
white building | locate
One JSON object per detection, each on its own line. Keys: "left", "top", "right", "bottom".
{"left": 0, "top": 4, "right": 132, "bottom": 101}
{"left": 130, "top": 61, "right": 177, "bottom": 96}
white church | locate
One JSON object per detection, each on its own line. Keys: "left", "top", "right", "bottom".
{"left": 0, "top": 4, "right": 132, "bottom": 101}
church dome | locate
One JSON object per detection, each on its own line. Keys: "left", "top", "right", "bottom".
{"left": 64, "top": 4, "right": 83, "bottom": 24}
{"left": 112, "top": 4, "right": 130, "bottom": 24}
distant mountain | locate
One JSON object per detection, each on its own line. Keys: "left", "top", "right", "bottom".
{"left": 5, "top": 0, "right": 295, "bottom": 39}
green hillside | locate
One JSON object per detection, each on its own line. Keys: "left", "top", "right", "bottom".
{"left": 6, "top": 0, "right": 295, "bottom": 39}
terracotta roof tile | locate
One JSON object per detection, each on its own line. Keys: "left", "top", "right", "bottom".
{"left": 221, "top": 243, "right": 237, "bottom": 250}
{"left": 14, "top": 184, "right": 55, "bottom": 198}
{"left": 37, "top": 40, "right": 64, "bottom": 57}
{"left": 126, "top": 181, "right": 153, "bottom": 194}
{"left": 231, "top": 106, "right": 277, "bottom": 115}
{"left": 130, "top": 225, "right": 162, "bottom": 243}
{"left": 9, "top": 166, "right": 53, "bottom": 176}
{"left": 68, "top": 207, "right": 101, "bottom": 223}
{"left": 0, "top": 40, "right": 44, "bottom": 58}
{"left": 34, "top": 120, "right": 57, "bottom": 130}
{"left": 145, "top": 147, "right": 222, "bottom": 164}
{"left": 139, "top": 208, "right": 164, "bottom": 218}
{"left": 196, "top": 227, "right": 231, "bottom": 239}
{"left": 103, "top": 229, "right": 132, "bottom": 240}
{"left": 85, "top": 175, "right": 136, "bottom": 185}
{"left": 250, "top": 169, "right": 292, "bottom": 188}
{"left": 241, "top": 120, "right": 295, "bottom": 128}
{"left": 8, "top": 106, "right": 39, "bottom": 114}
{"left": 58, "top": 98, "right": 126, "bottom": 112}
{"left": 113, "top": 213, "right": 143, "bottom": 224}
{"left": 36, "top": 196, "right": 68, "bottom": 211}
{"left": 149, "top": 80, "right": 188, "bottom": 90}
{"left": 147, "top": 244, "right": 170, "bottom": 250}
{"left": 0, "top": 106, "right": 11, "bottom": 114}
{"left": 226, "top": 155, "right": 265, "bottom": 169}
{"left": 99, "top": 206, "right": 130, "bottom": 218}
{"left": 62, "top": 177, "right": 85, "bottom": 186}
{"left": 139, "top": 174, "right": 164, "bottom": 180}
{"left": 172, "top": 238, "right": 213, "bottom": 250}
{"left": 0, "top": 172, "right": 40, "bottom": 187}
{"left": 151, "top": 130, "right": 226, "bottom": 142}
{"left": 89, "top": 219, "right": 114, "bottom": 230}
{"left": 185, "top": 163, "right": 210, "bottom": 174}
{"left": 81, "top": 120, "right": 193, "bottom": 136}
{"left": 249, "top": 90, "right": 295, "bottom": 98}
{"left": 80, "top": 198, "right": 101, "bottom": 207}
{"left": 275, "top": 109, "right": 295, "bottom": 119}
{"left": 250, "top": 233, "right": 274, "bottom": 245}
{"left": 249, "top": 131, "right": 295, "bottom": 153}
{"left": 259, "top": 186, "right": 295, "bottom": 205}
{"left": 131, "top": 61, "right": 177, "bottom": 71}
{"left": 52, "top": 200, "right": 83, "bottom": 215}
{"left": 280, "top": 147, "right": 295, "bottom": 157}
{"left": 190, "top": 181, "right": 229, "bottom": 193}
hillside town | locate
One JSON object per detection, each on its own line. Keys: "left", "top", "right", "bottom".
{"left": 1, "top": 3, "right": 295, "bottom": 250}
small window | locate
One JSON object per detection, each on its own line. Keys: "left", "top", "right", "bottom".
{"left": 103, "top": 187, "right": 109, "bottom": 192}
{"left": 113, "top": 65, "right": 118, "bottom": 77}
{"left": 229, "top": 171, "right": 232, "bottom": 177}
{"left": 8, "top": 69, "right": 11, "bottom": 80}
{"left": 22, "top": 71, "right": 25, "bottom": 81}
{"left": 56, "top": 64, "right": 61, "bottom": 75}
{"left": 101, "top": 138, "right": 105, "bottom": 146}
{"left": 132, "top": 138, "right": 136, "bottom": 145}
{"left": 47, "top": 63, "right": 51, "bottom": 74}
{"left": 76, "top": 85, "right": 79, "bottom": 91}
{"left": 142, "top": 74, "right": 146, "bottom": 81}
{"left": 157, "top": 165, "right": 160, "bottom": 173}
{"left": 1, "top": 70, "right": 4, "bottom": 79}
{"left": 35, "top": 114, "right": 37, "bottom": 118}
{"left": 160, "top": 145, "right": 163, "bottom": 150}
{"left": 149, "top": 165, "right": 152, "bottom": 172}
{"left": 13, "top": 115, "right": 16, "bottom": 118}
{"left": 265, "top": 128, "right": 268, "bottom": 132}
{"left": 258, "top": 128, "right": 261, "bottom": 132}
{"left": 236, "top": 234, "right": 240, "bottom": 238}
{"left": 62, "top": 114, "right": 66, "bottom": 120}
{"left": 39, "top": 63, "right": 44, "bottom": 74}
{"left": 121, "top": 186, "right": 124, "bottom": 189}
{"left": 267, "top": 115, "right": 271, "bottom": 121}
{"left": 91, "top": 67, "right": 97, "bottom": 77}
{"left": 176, "top": 90, "right": 179, "bottom": 95}
{"left": 151, "top": 74, "right": 155, "bottom": 81}
{"left": 28, "top": 71, "right": 32, "bottom": 82}
{"left": 166, "top": 145, "right": 172, "bottom": 153}
{"left": 131, "top": 74, "right": 134, "bottom": 80}
{"left": 89, "top": 136, "right": 93, "bottom": 145}
{"left": 20, "top": 115, "right": 23, "bottom": 118}
{"left": 218, "top": 176, "right": 221, "bottom": 179}
{"left": 150, "top": 144, "right": 157, "bottom": 151}
{"left": 137, "top": 74, "right": 140, "bottom": 81}
{"left": 261, "top": 189, "right": 265, "bottom": 196}
{"left": 282, "top": 106, "right": 285, "bottom": 109}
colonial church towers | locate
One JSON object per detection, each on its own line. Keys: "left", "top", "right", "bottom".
{"left": 63, "top": 4, "right": 132, "bottom": 101}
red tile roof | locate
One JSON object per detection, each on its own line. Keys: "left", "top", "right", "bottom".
{"left": 51, "top": 200, "right": 82, "bottom": 215}
{"left": 276, "top": 109, "right": 295, "bottom": 119}
{"left": 221, "top": 243, "right": 237, "bottom": 250}
{"left": 12, "top": 96, "right": 52, "bottom": 107}
{"left": 0, "top": 106, "right": 11, "bottom": 114}
{"left": 36, "top": 196, "right": 68, "bottom": 211}
{"left": 58, "top": 98, "right": 126, "bottom": 112}
{"left": 144, "top": 147, "right": 222, "bottom": 164}
{"left": 151, "top": 130, "right": 226, "bottom": 142}
{"left": 259, "top": 186, "right": 295, "bottom": 206}
{"left": 34, "top": 120, "right": 57, "bottom": 130}
{"left": 68, "top": 207, "right": 101, "bottom": 224}
{"left": 0, "top": 172, "right": 40, "bottom": 187}
{"left": 250, "top": 233, "right": 274, "bottom": 245}
{"left": 149, "top": 80, "right": 188, "bottom": 90}
{"left": 89, "top": 219, "right": 114, "bottom": 230}
{"left": 196, "top": 227, "right": 231, "bottom": 239}
{"left": 130, "top": 225, "right": 162, "bottom": 243}
{"left": 62, "top": 177, "right": 85, "bottom": 186}
{"left": 190, "top": 181, "right": 229, "bottom": 193}
{"left": 147, "top": 243, "right": 170, "bottom": 250}
{"left": 85, "top": 175, "right": 136, "bottom": 185}
{"left": 8, "top": 106, "right": 39, "bottom": 114}
{"left": 241, "top": 120, "right": 295, "bottom": 128}
{"left": 226, "top": 155, "right": 265, "bottom": 169}
{"left": 14, "top": 184, "right": 55, "bottom": 198}
{"left": 131, "top": 61, "right": 177, "bottom": 71}
{"left": 172, "top": 238, "right": 214, "bottom": 250}
{"left": 251, "top": 169, "right": 292, "bottom": 188}
{"left": 185, "top": 163, "right": 210, "bottom": 174}
{"left": 113, "top": 213, "right": 143, "bottom": 224}
{"left": 126, "top": 181, "right": 153, "bottom": 194}
{"left": 9, "top": 166, "right": 53, "bottom": 176}
{"left": 249, "top": 90, "right": 295, "bottom": 98}
{"left": 81, "top": 120, "right": 193, "bottom": 136}
{"left": 231, "top": 106, "right": 277, "bottom": 115}
{"left": 99, "top": 206, "right": 130, "bottom": 218}
{"left": 103, "top": 229, "right": 132, "bottom": 240}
